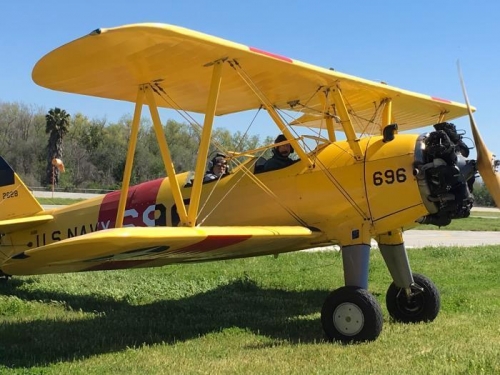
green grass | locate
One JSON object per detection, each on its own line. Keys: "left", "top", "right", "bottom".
{"left": 1, "top": 246, "right": 499, "bottom": 374}
{"left": 470, "top": 210, "right": 500, "bottom": 218}
{"left": 38, "top": 197, "right": 85, "bottom": 205}
{"left": 416, "top": 216, "right": 500, "bottom": 231}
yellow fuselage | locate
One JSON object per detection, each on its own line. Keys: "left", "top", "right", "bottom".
{"left": 5, "top": 134, "right": 426, "bottom": 259}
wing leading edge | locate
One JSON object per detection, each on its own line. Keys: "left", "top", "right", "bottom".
{"left": 2, "top": 226, "right": 319, "bottom": 275}
{"left": 33, "top": 23, "right": 471, "bottom": 132}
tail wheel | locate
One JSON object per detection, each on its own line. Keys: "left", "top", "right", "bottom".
{"left": 386, "top": 273, "right": 440, "bottom": 323}
{"left": 321, "top": 286, "right": 383, "bottom": 344}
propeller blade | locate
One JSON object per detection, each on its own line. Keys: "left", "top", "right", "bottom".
{"left": 458, "top": 63, "right": 500, "bottom": 207}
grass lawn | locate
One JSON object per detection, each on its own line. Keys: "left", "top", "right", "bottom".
{"left": 38, "top": 197, "right": 85, "bottom": 205}
{"left": 415, "top": 215, "right": 500, "bottom": 231}
{"left": 470, "top": 210, "right": 500, "bottom": 218}
{"left": 1, "top": 246, "right": 499, "bottom": 374}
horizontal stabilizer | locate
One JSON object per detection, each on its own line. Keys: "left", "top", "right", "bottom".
{"left": 2, "top": 226, "right": 319, "bottom": 275}
{"left": 0, "top": 214, "right": 54, "bottom": 235}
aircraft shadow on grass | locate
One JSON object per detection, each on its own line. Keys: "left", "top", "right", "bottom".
{"left": 0, "top": 277, "right": 331, "bottom": 368}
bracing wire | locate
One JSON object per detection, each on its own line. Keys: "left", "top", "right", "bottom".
{"left": 150, "top": 79, "right": 310, "bottom": 226}
{"left": 230, "top": 62, "right": 370, "bottom": 220}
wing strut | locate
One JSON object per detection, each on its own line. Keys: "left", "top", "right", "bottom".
{"left": 231, "top": 61, "right": 312, "bottom": 168}
{"left": 316, "top": 90, "right": 336, "bottom": 142}
{"left": 437, "top": 112, "right": 446, "bottom": 123}
{"left": 115, "top": 87, "right": 144, "bottom": 228}
{"left": 381, "top": 98, "right": 393, "bottom": 132}
{"left": 324, "top": 116, "right": 336, "bottom": 142}
{"left": 186, "top": 61, "right": 224, "bottom": 226}
{"left": 266, "top": 105, "right": 312, "bottom": 167}
{"left": 331, "top": 87, "right": 363, "bottom": 161}
{"left": 144, "top": 85, "right": 188, "bottom": 224}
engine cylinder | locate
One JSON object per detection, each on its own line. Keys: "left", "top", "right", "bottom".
{"left": 414, "top": 122, "right": 476, "bottom": 226}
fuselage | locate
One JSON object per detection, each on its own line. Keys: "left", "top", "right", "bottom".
{"left": 4, "top": 134, "right": 428, "bottom": 259}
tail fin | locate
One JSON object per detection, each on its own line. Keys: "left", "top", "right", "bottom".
{"left": 0, "top": 157, "right": 44, "bottom": 221}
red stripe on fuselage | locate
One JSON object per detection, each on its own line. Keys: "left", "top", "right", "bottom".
{"left": 97, "top": 179, "right": 163, "bottom": 228}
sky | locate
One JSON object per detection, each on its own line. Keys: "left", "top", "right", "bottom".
{"left": 2, "top": 0, "right": 500, "bottom": 150}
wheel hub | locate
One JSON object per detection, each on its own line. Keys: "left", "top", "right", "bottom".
{"left": 398, "top": 288, "right": 425, "bottom": 316}
{"left": 333, "top": 302, "right": 364, "bottom": 336}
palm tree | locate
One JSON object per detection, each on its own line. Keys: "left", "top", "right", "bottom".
{"left": 45, "top": 107, "right": 70, "bottom": 186}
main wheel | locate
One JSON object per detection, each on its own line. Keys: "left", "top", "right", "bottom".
{"left": 0, "top": 272, "right": 10, "bottom": 283}
{"left": 386, "top": 273, "right": 440, "bottom": 323}
{"left": 321, "top": 286, "right": 383, "bottom": 344}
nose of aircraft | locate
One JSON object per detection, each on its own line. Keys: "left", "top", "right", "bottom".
{"left": 414, "top": 123, "right": 477, "bottom": 227}
{"left": 415, "top": 69, "right": 500, "bottom": 227}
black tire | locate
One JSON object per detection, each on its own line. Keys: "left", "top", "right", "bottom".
{"left": 386, "top": 273, "right": 440, "bottom": 323}
{"left": 0, "top": 273, "right": 10, "bottom": 283}
{"left": 321, "top": 286, "right": 383, "bottom": 344}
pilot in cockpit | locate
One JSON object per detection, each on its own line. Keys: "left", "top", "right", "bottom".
{"left": 263, "top": 134, "right": 297, "bottom": 172}
{"left": 203, "top": 154, "right": 228, "bottom": 182}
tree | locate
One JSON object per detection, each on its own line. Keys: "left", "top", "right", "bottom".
{"left": 1, "top": 99, "right": 273, "bottom": 188}
{"left": 0, "top": 102, "right": 46, "bottom": 185}
{"left": 472, "top": 182, "right": 496, "bottom": 207}
{"left": 162, "top": 119, "right": 200, "bottom": 173}
{"left": 45, "top": 107, "right": 70, "bottom": 186}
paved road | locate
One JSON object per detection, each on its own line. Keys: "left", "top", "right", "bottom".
{"left": 33, "top": 191, "right": 105, "bottom": 199}
{"left": 305, "top": 230, "right": 500, "bottom": 252}
{"left": 400, "top": 229, "right": 500, "bottom": 248}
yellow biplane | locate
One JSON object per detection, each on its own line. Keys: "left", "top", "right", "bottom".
{"left": 1, "top": 23, "right": 499, "bottom": 343}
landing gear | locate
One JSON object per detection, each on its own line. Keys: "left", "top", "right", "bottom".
{"left": 0, "top": 271, "right": 11, "bottom": 283}
{"left": 386, "top": 273, "right": 440, "bottom": 323}
{"left": 321, "top": 286, "right": 383, "bottom": 343}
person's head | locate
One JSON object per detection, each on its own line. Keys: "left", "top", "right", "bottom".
{"left": 274, "top": 134, "right": 294, "bottom": 158}
{"left": 210, "top": 156, "right": 227, "bottom": 177}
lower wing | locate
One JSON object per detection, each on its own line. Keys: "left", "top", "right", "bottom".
{"left": 2, "top": 226, "right": 320, "bottom": 275}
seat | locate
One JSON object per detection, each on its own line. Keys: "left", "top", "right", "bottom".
{"left": 254, "top": 157, "right": 267, "bottom": 174}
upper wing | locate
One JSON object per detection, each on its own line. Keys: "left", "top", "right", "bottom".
{"left": 33, "top": 23, "right": 470, "bottom": 132}
{"left": 2, "top": 226, "right": 319, "bottom": 275}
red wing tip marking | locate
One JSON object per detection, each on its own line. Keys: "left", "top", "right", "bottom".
{"left": 431, "top": 96, "right": 452, "bottom": 104}
{"left": 249, "top": 47, "right": 293, "bottom": 63}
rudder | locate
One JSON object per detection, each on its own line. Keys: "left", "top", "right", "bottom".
{"left": 0, "top": 157, "right": 44, "bottom": 220}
